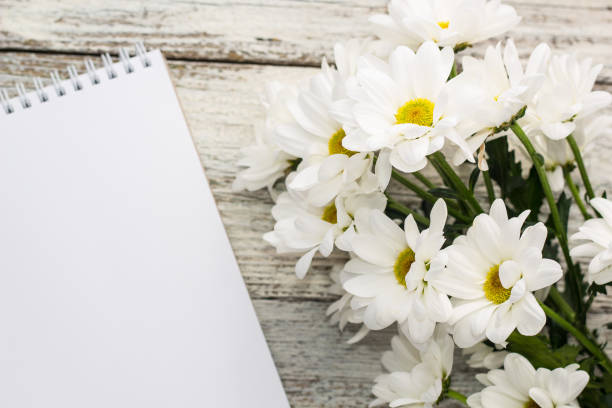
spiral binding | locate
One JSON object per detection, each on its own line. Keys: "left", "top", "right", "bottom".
{"left": 1, "top": 42, "right": 153, "bottom": 115}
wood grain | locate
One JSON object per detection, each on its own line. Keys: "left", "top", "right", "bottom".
{"left": 0, "top": 0, "right": 611, "bottom": 81}
{"left": 1, "top": 0, "right": 611, "bottom": 405}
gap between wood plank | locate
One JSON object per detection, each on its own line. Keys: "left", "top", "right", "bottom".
{"left": 2, "top": 47, "right": 610, "bottom": 86}
{"left": 0, "top": 47, "right": 321, "bottom": 69}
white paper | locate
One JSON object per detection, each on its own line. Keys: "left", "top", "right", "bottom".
{"left": 0, "top": 50, "right": 289, "bottom": 408}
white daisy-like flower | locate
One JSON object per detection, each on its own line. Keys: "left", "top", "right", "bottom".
{"left": 511, "top": 114, "right": 612, "bottom": 192}
{"left": 343, "top": 199, "right": 452, "bottom": 344}
{"left": 463, "top": 343, "right": 508, "bottom": 370}
{"left": 326, "top": 265, "right": 369, "bottom": 344}
{"left": 450, "top": 40, "right": 551, "bottom": 168}
{"left": 523, "top": 53, "right": 612, "bottom": 141}
{"left": 233, "top": 82, "right": 298, "bottom": 192}
{"left": 570, "top": 197, "right": 612, "bottom": 285}
{"left": 275, "top": 44, "right": 374, "bottom": 206}
{"left": 467, "top": 353, "right": 589, "bottom": 408}
{"left": 430, "top": 199, "right": 562, "bottom": 348}
{"left": 338, "top": 41, "right": 474, "bottom": 185}
{"left": 264, "top": 174, "right": 387, "bottom": 278}
{"left": 370, "top": 0, "right": 520, "bottom": 52}
{"left": 371, "top": 329, "right": 454, "bottom": 408}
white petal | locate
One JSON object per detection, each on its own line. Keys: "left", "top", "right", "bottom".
{"left": 541, "top": 122, "right": 575, "bottom": 140}
{"left": 344, "top": 274, "right": 392, "bottom": 298}
{"left": 295, "top": 247, "right": 318, "bottom": 279}
{"left": 499, "top": 260, "right": 522, "bottom": 289}
{"left": 351, "top": 235, "right": 398, "bottom": 266}
{"left": 375, "top": 148, "right": 393, "bottom": 190}
{"left": 529, "top": 388, "right": 553, "bottom": 408}
{"left": 428, "top": 199, "right": 448, "bottom": 235}
{"left": 526, "top": 259, "right": 562, "bottom": 291}
{"left": 514, "top": 292, "right": 546, "bottom": 336}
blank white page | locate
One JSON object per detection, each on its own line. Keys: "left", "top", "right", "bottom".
{"left": 0, "top": 50, "right": 289, "bottom": 408}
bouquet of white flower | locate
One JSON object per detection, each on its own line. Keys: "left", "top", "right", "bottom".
{"left": 234, "top": 1, "right": 612, "bottom": 406}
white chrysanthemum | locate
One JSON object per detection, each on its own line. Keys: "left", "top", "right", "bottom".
{"left": 337, "top": 41, "right": 474, "bottom": 185}
{"left": 370, "top": 0, "right": 520, "bottom": 51}
{"left": 570, "top": 197, "right": 612, "bottom": 285}
{"left": 264, "top": 174, "right": 387, "bottom": 278}
{"left": 467, "top": 353, "right": 589, "bottom": 408}
{"left": 234, "top": 82, "right": 298, "bottom": 192}
{"left": 326, "top": 266, "right": 369, "bottom": 344}
{"left": 523, "top": 53, "right": 612, "bottom": 141}
{"left": 343, "top": 199, "right": 452, "bottom": 344}
{"left": 450, "top": 40, "right": 550, "bottom": 168}
{"left": 463, "top": 343, "right": 508, "bottom": 370}
{"left": 511, "top": 114, "right": 612, "bottom": 192}
{"left": 430, "top": 199, "right": 562, "bottom": 348}
{"left": 275, "top": 44, "right": 374, "bottom": 206}
{"left": 371, "top": 329, "right": 454, "bottom": 408}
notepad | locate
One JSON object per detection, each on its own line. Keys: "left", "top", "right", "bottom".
{"left": 0, "top": 47, "right": 289, "bottom": 408}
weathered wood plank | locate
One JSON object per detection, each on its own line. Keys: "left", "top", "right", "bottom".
{"left": 255, "top": 298, "right": 476, "bottom": 407}
{"left": 0, "top": 51, "right": 610, "bottom": 406}
{"left": 1, "top": 0, "right": 611, "bottom": 81}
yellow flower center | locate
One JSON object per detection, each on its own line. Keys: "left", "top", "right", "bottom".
{"left": 394, "top": 247, "right": 415, "bottom": 288}
{"left": 321, "top": 202, "right": 337, "bottom": 224}
{"left": 437, "top": 21, "right": 450, "bottom": 29}
{"left": 524, "top": 400, "right": 540, "bottom": 408}
{"left": 395, "top": 98, "right": 435, "bottom": 127}
{"left": 483, "top": 264, "right": 512, "bottom": 305}
{"left": 328, "top": 128, "right": 356, "bottom": 156}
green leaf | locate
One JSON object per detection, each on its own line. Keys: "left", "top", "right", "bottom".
{"left": 468, "top": 167, "right": 480, "bottom": 192}
{"left": 429, "top": 188, "right": 460, "bottom": 200}
{"left": 603, "top": 372, "right": 612, "bottom": 393}
{"left": 589, "top": 283, "right": 608, "bottom": 296}
{"left": 549, "top": 319, "right": 569, "bottom": 348}
{"left": 555, "top": 192, "right": 572, "bottom": 233}
{"left": 507, "top": 332, "right": 581, "bottom": 369}
{"left": 485, "top": 136, "right": 544, "bottom": 222}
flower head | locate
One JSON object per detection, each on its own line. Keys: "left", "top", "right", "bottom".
{"left": 467, "top": 353, "right": 589, "bottom": 408}
{"left": 342, "top": 199, "right": 452, "bottom": 344}
{"left": 524, "top": 53, "right": 612, "bottom": 141}
{"left": 264, "top": 173, "right": 386, "bottom": 278}
{"left": 371, "top": 0, "right": 520, "bottom": 51}
{"left": 431, "top": 199, "right": 562, "bottom": 347}
{"left": 570, "top": 197, "right": 612, "bottom": 285}
{"left": 276, "top": 60, "right": 373, "bottom": 205}
{"left": 450, "top": 40, "right": 551, "bottom": 168}
{"left": 371, "top": 329, "right": 454, "bottom": 408}
{"left": 233, "top": 82, "right": 298, "bottom": 192}
{"left": 337, "top": 41, "right": 474, "bottom": 186}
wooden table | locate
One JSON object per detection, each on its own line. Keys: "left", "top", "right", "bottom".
{"left": 1, "top": 1, "right": 610, "bottom": 406}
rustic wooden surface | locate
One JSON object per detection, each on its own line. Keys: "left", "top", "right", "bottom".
{"left": 0, "top": 1, "right": 611, "bottom": 407}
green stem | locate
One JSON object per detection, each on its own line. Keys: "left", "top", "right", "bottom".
{"left": 413, "top": 171, "right": 436, "bottom": 189}
{"left": 392, "top": 170, "right": 437, "bottom": 203}
{"left": 563, "top": 166, "right": 591, "bottom": 220}
{"left": 567, "top": 134, "right": 595, "bottom": 199}
{"left": 511, "top": 123, "right": 584, "bottom": 314}
{"left": 446, "top": 389, "right": 468, "bottom": 405}
{"left": 386, "top": 197, "right": 430, "bottom": 226}
{"left": 430, "top": 152, "right": 484, "bottom": 215}
{"left": 482, "top": 170, "right": 495, "bottom": 204}
{"left": 448, "top": 60, "right": 458, "bottom": 80}
{"left": 539, "top": 301, "right": 612, "bottom": 374}
{"left": 391, "top": 170, "right": 471, "bottom": 223}
{"left": 584, "top": 290, "right": 596, "bottom": 313}
{"left": 548, "top": 285, "right": 576, "bottom": 322}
